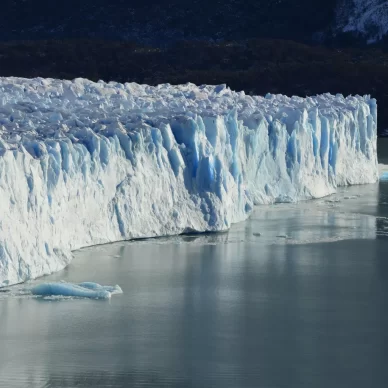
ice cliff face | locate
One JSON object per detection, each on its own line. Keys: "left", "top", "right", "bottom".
{"left": 0, "top": 77, "right": 378, "bottom": 287}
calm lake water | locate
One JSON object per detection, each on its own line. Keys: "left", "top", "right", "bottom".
{"left": 1, "top": 141, "right": 388, "bottom": 388}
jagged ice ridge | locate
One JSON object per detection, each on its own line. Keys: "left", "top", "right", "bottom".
{"left": 0, "top": 77, "right": 378, "bottom": 287}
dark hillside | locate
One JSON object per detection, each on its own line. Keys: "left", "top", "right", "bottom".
{"left": 0, "top": 0, "right": 338, "bottom": 44}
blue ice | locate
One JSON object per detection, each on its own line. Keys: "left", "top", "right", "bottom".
{"left": 380, "top": 172, "right": 388, "bottom": 181}
{"left": 31, "top": 282, "right": 123, "bottom": 299}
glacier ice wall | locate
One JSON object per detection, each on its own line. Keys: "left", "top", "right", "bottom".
{"left": 0, "top": 77, "right": 378, "bottom": 287}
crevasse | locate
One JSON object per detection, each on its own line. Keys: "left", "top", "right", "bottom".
{"left": 0, "top": 77, "right": 378, "bottom": 287}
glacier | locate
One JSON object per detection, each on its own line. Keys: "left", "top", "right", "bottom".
{"left": 0, "top": 77, "right": 378, "bottom": 287}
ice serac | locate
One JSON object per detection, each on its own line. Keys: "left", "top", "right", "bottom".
{"left": 0, "top": 77, "right": 378, "bottom": 287}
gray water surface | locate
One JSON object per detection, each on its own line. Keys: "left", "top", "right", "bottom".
{"left": 1, "top": 150, "right": 388, "bottom": 387}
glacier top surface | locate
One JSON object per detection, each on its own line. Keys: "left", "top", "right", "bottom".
{"left": 0, "top": 77, "right": 373, "bottom": 149}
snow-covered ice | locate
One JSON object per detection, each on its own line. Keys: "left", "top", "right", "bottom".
{"left": 0, "top": 77, "right": 378, "bottom": 287}
{"left": 31, "top": 281, "right": 122, "bottom": 299}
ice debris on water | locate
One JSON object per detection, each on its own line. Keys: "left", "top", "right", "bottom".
{"left": 0, "top": 77, "right": 378, "bottom": 287}
{"left": 31, "top": 281, "right": 123, "bottom": 299}
{"left": 380, "top": 172, "right": 388, "bottom": 181}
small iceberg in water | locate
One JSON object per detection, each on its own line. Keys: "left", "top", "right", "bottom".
{"left": 31, "top": 281, "right": 123, "bottom": 299}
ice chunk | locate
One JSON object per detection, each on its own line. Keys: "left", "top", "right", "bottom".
{"left": 379, "top": 164, "right": 388, "bottom": 181}
{"left": 31, "top": 282, "right": 122, "bottom": 299}
{"left": 380, "top": 172, "right": 388, "bottom": 181}
{"left": 77, "top": 282, "right": 123, "bottom": 295}
{"left": 0, "top": 77, "right": 379, "bottom": 287}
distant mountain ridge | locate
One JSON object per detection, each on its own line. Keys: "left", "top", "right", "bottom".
{"left": 2, "top": 0, "right": 387, "bottom": 46}
{"left": 336, "top": 0, "right": 388, "bottom": 44}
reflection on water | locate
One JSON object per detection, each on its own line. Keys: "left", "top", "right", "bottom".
{"left": 1, "top": 176, "right": 388, "bottom": 387}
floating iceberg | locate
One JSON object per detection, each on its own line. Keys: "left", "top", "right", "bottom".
{"left": 31, "top": 281, "right": 122, "bottom": 299}
{"left": 381, "top": 172, "right": 388, "bottom": 181}
{"left": 0, "top": 77, "right": 378, "bottom": 287}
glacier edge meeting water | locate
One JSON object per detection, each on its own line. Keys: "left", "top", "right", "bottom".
{"left": 0, "top": 77, "right": 378, "bottom": 287}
